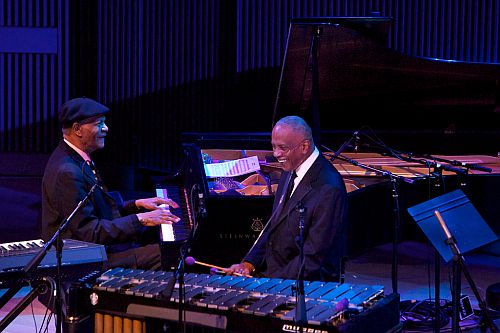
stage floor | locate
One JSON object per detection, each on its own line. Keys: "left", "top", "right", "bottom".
{"left": 1, "top": 240, "right": 499, "bottom": 333}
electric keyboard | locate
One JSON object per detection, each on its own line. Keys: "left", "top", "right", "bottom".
{"left": 0, "top": 239, "right": 107, "bottom": 288}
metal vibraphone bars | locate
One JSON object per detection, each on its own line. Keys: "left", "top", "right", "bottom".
{"left": 77, "top": 267, "right": 400, "bottom": 333}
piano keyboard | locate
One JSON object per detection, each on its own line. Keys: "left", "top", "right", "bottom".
{"left": 0, "top": 239, "right": 107, "bottom": 272}
{"left": 0, "top": 239, "right": 45, "bottom": 256}
{"left": 156, "top": 188, "right": 175, "bottom": 241}
{"left": 0, "top": 239, "right": 107, "bottom": 289}
{"left": 156, "top": 187, "right": 193, "bottom": 242}
{"left": 156, "top": 185, "right": 194, "bottom": 271}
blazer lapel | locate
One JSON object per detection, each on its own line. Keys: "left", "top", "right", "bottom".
{"left": 268, "top": 158, "right": 323, "bottom": 233}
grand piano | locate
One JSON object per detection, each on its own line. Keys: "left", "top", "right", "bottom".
{"left": 161, "top": 17, "right": 500, "bottom": 272}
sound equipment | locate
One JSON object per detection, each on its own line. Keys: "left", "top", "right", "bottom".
{"left": 70, "top": 267, "right": 401, "bottom": 333}
{"left": 0, "top": 238, "right": 107, "bottom": 288}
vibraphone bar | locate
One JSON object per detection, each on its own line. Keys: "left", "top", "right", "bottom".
{"left": 82, "top": 267, "right": 400, "bottom": 333}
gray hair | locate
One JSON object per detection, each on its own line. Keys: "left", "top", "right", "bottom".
{"left": 275, "top": 115, "right": 314, "bottom": 144}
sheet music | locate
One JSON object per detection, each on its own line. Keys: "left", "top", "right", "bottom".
{"left": 204, "top": 156, "right": 261, "bottom": 178}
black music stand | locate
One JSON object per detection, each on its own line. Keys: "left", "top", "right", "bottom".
{"left": 408, "top": 189, "right": 498, "bottom": 333}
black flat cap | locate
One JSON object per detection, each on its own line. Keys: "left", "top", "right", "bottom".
{"left": 59, "top": 97, "right": 110, "bottom": 128}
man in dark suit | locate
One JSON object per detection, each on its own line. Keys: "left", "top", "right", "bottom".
{"left": 42, "top": 97, "right": 180, "bottom": 270}
{"left": 227, "top": 116, "right": 347, "bottom": 282}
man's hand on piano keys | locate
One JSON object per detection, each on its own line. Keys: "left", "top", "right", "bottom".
{"left": 136, "top": 209, "right": 181, "bottom": 226}
{"left": 135, "top": 197, "right": 179, "bottom": 211}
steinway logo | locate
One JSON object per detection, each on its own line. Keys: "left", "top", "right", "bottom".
{"left": 218, "top": 217, "right": 264, "bottom": 239}
{"left": 218, "top": 233, "right": 256, "bottom": 239}
{"left": 282, "top": 324, "right": 328, "bottom": 333}
{"left": 250, "top": 217, "right": 264, "bottom": 231}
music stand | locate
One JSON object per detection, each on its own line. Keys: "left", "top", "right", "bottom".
{"left": 408, "top": 189, "right": 498, "bottom": 333}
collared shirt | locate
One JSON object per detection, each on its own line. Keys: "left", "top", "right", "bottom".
{"left": 290, "top": 147, "right": 319, "bottom": 196}
{"left": 64, "top": 138, "right": 91, "bottom": 162}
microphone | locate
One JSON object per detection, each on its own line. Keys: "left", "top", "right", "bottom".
{"left": 198, "top": 191, "right": 207, "bottom": 218}
{"left": 296, "top": 201, "right": 305, "bottom": 213}
{"left": 353, "top": 132, "right": 360, "bottom": 152}
{"left": 332, "top": 131, "right": 359, "bottom": 160}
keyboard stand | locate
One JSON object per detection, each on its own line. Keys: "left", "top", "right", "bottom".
{"left": 0, "top": 184, "right": 100, "bottom": 333}
{"left": 0, "top": 276, "right": 56, "bottom": 330}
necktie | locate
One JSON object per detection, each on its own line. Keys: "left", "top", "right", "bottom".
{"left": 87, "top": 160, "right": 103, "bottom": 184}
{"left": 284, "top": 171, "right": 297, "bottom": 203}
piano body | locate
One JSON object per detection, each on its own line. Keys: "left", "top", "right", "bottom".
{"left": 160, "top": 16, "right": 500, "bottom": 272}
{"left": 159, "top": 142, "right": 281, "bottom": 271}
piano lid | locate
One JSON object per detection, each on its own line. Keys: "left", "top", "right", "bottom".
{"left": 272, "top": 17, "right": 500, "bottom": 137}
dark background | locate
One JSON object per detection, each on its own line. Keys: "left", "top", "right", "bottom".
{"left": 1, "top": 0, "right": 499, "bottom": 246}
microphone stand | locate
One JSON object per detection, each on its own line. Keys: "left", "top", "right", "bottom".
{"left": 295, "top": 202, "right": 307, "bottom": 331}
{"left": 0, "top": 184, "right": 98, "bottom": 333}
{"left": 387, "top": 150, "right": 477, "bottom": 333}
{"left": 322, "top": 144, "right": 415, "bottom": 295}
{"left": 169, "top": 183, "right": 206, "bottom": 333}
{"left": 403, "top": 152, "right": 492, "bottom": 173}
{"left": 330, "top": 131, "right": 359, "bottom": 161}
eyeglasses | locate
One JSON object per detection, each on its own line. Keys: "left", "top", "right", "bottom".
{"left": 271, "top": 140, "right": 306, "bottom": 154}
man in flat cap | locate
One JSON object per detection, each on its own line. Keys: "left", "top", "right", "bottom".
{"left": 42, "top": 97, "right": 179, "bottom": 269}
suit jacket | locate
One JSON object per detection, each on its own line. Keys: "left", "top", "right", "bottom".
{"left": 41, "top": 141, "right": 143, "bottom": 251}
{"left": 244, "top": 153, "right": 347, "bottom": 282}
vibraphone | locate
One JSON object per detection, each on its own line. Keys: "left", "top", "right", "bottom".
{"left": 73, "top": 268, "right": 400, "bottom": 333}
